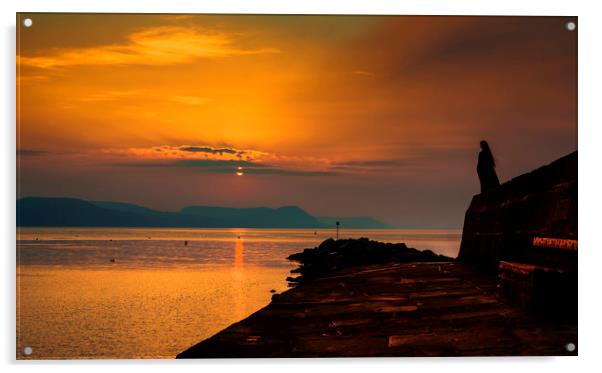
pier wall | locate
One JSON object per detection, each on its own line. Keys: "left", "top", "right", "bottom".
{"left": 458, "top": 151, "right": 577, "bottom": 272}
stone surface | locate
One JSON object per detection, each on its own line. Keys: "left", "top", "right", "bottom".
{"left": 177, "top": 262, "right": 576, "bottom": 358}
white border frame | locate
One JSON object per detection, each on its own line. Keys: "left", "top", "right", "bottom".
{"left": 3, "top": 1, "right": 601, "bottom": 372}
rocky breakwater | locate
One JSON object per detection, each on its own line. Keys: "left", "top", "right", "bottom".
{"left": 286, "top": 237, "right": 452, "bottom": 286}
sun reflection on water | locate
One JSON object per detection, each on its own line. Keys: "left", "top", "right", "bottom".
{"left": 234, "top": 237, "right": 244, "bottom": 268}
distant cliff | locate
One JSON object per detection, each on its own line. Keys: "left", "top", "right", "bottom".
{"left": 458, "top": 151, "right": 577, "bottom": 271}
{"left": 16, "top": 197, "right": 389, "bottom": 229}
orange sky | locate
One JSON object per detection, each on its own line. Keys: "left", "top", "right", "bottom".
{"left": 17, "top": 14, "right": 577, "bottom": 227}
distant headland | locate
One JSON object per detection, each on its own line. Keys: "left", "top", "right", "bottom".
{"left": 16, "top": 197, "right": 391, "bottom": 229}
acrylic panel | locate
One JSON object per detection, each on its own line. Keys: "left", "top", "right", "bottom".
{"left": 16, "top": 13, "right": 577, "bottom": 359}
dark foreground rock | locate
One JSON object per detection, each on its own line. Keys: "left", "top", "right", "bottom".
{"left": 286, "top": 238, "right": 452, "bottom": 285}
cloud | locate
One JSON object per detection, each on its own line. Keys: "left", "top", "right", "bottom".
{"left": 18, "top": 26, "right": 280, "bottom": 69}
{"left": 115, "top": 158, "right": 339, "bottom": 177}
{"left": 77, "top": 90, "right": 145, "bottom": 102}
{"left": 352, "top": 70, "right": 374, "bottom": 77}
{"left": 174, "top": 159, "right": 262, "bottom": 168}
{"left": 243, "top": 168, "right": 338, "bottom": 176}
{"left": 17, "top": 149, "right": 49, "bottom": 156}
{"left": 107, "top": 145, "right": 268, "bottom": 162}
{"left": 179, "top": 146, "right": 240, "bottom": 155}
{"left": 104, "top": 144, "right": 403, "bottom": 176}
{"left": 114, "top": 159, "right": 256, "bottom": 168}
{"left": 333, "top": 159, "right": 406, "bottom": 167}
{"left": 170, "top": 96, "right": 210, "bottom": 106}
{"left": 16, "top": 75, "right": 49, "bottom": 84}
{"left": 75, "top": 90, "right": 210, "bottom": 107}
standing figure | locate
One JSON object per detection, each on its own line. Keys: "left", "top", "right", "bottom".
{"left": 477, "top": 140, "right": 500, "bottom": 193}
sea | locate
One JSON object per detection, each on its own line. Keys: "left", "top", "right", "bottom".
{"left": 16, "top": 227, "right": 461, "bottom": 359}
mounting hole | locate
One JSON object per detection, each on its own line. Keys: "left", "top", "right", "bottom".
{"left": 566, "top": 21, "right": 576, "bottom": 31}
{"left": 22, "top": 346, "right": 32, "bottom": 356}
{"left": 23, "top": 18, "right": 33, "bottom": 28}
{"left": 566, "top": 342, "right": 576, "bottom": 352}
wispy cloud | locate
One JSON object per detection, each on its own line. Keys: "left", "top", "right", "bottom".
{"left": 333, "top": 159, "right": 406, "bottom": 167}
{"left": 77, "top": 90, "right": 145, "bottom": 102}
{"left": 17, "top": 149, "right": 49, "bottom": 156}
{"left": 115, "top": 158, "right": 339, "bottom": 177}
{"left": 16, "top": 75, "right": 50, "bottom": 84}
{"left": 18, "top": 26, "right": 280, "bottom": 69}
{"left": 170, "top": 96, "right": 210, "bottom": 106}
{"left": 75, "top": 90, "right": 210, "bottom": 106}
{"left": 114, "top": 159, "right": 258, "bottom": 168}
{"left": 102, "top": 144, "right": 411, "bottom": 177}
{"left": 328, "top": 159, "right": 413, "bottom": 174}
{"left": 352, "top": 70, "right": 375, "bottom": 77}
{"left": 109, "top": 145, "right": 267, "bottom": 162}
{"left": 103, "top": 144, "right": 345, "bottom": 177}
{"left": 242, "top": 168, "right": 338, "bottom": 176}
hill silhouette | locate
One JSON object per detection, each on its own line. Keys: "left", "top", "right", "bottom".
{"left": 16, "top": 197, "right": 390, "bottom": 229}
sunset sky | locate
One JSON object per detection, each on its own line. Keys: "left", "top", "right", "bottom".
{"left": 17, "top": 14, "right": 577, "bottom": 228}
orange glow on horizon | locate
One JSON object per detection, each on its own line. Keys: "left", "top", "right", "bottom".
{"left": 16, "top": 14, "right": 577, "bottom": 227}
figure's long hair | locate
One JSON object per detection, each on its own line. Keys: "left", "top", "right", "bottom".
{"left": 480, "top": 140, "right": 496, "bottom": 168}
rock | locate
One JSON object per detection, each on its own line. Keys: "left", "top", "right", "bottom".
{"left": 286, "top": 238, "right": 452, "bottom": 285}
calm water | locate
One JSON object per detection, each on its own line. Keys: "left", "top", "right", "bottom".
{"left": 16, "top": 227, "right": 461, "bottom": 359}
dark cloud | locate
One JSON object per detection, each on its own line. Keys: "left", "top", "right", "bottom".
{"left": 17, "top": 149, "right": 49, "bottom": 156}
{"left": 329, "top": 159, "right": 411, "bottom": 172}
{"left": 333, "top": 159, "right": 408, "bottom": 167}
{"left": 174, "top": 159, "right": 260, "bottom": 168}
{"left": 114, "top": 159, "right": 257, "bottom": 168}
{"left": 114, "top": 158, "right": 339, "bottom": 177}
{"left": 243, "top": 168, "right": 338, "bottom": 176}
{"left": 179, "top": 146, "right": 242, "bottom": 155}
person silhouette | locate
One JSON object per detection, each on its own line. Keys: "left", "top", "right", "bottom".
{"left": 477, "top": 140, "right": 500, "bottom": 193}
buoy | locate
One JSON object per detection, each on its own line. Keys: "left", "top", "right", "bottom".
{"left": 110, "top": 258, "right": 116, "bottom": 263}
{"left": 184, "top": 240, "right": 188, "bottom": 246}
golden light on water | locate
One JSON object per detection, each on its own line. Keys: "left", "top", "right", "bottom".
{"left": 16, "top": 227, "right": 461, "bottom": 359}
{"left": 234, "top": 238, "right": 244, "bottom": 268}
{"left": 16, "top": 265, "right": 289, "bottom": 359}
